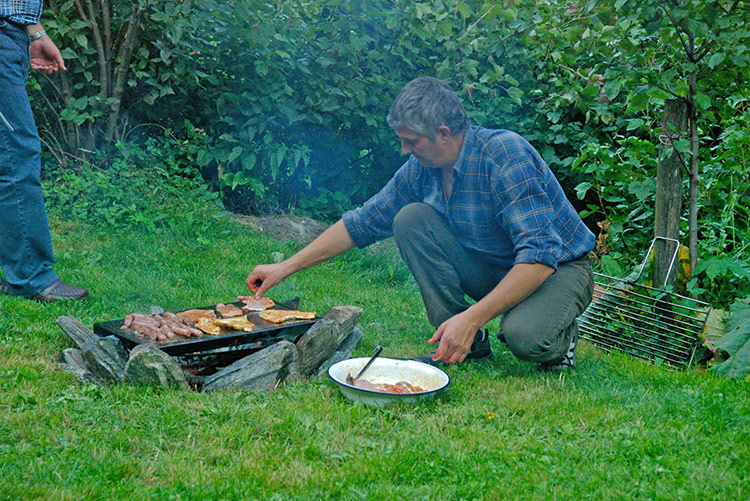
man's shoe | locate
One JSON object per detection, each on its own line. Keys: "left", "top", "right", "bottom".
{"left": 415, "top": 329, "right": 492, "bottom": 367}
{"left": 0, "top": 279, "right": 8, "bottom": 295}
{"left": 33, "top": 279, "right": 89, "bottom": 303}
{"left": 538, "top": 326, "right": 578, "bottom": 373}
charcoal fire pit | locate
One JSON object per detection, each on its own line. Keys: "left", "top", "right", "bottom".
{"left": 57, "top": 304, "right": 365, "bottom": 392}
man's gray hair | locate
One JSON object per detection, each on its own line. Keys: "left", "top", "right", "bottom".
{"left": 387, "top": 77, "right": 470, "bottom": 140}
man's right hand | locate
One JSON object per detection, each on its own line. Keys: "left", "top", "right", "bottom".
{"left": 245, "top": 263, "right": 290, "bottom": 298}
{"left": 245, "top": 219, "right": 356, "bottom": 297}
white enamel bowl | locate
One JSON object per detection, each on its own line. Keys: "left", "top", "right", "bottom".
{"left": 328, "top": 357, "right": 450, "bottom": 408}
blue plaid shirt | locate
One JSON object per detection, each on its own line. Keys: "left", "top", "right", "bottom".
{"left": 0, "top": 0, "right": 42, "bottom": 25}
{"left": 343, "top": 126, "right": 595, "bottom": 270}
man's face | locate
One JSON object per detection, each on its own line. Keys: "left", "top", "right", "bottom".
{"left": 396, "top": 128, "right": 445, "bottom": 168}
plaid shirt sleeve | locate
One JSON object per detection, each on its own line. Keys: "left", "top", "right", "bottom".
{"left": 0, "top": 0, "right": 42, "bottom": 25}
{"left": 491, "top": 154, "right": 563, "bottom": 268}
{"left": 342, "top": 159, "right": 422, "bottom": 248}
{"left": 486, "top": 131, "right": 582, "bottom": 269}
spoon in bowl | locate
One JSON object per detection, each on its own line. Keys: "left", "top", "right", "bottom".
{"left": 346, "top": 345, "right": 383, "bottom": 385}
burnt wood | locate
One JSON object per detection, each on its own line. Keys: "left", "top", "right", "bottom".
{"left": 296, "top": 306, "right": 363, "bottom": 376}
{"left": 316, "top": 326, "right": 364, "bottom": 376}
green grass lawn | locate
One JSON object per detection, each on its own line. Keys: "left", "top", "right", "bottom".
{"left": 1, "top": 197, "right": 749, "bottom": 500}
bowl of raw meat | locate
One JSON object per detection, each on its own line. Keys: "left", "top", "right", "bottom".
{"left": 328, "top": 357, "right": 450, "bottom": 408}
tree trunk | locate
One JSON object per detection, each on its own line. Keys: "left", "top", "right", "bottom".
{"left": 653, "top": 98, "right": 687, "bottom": 288}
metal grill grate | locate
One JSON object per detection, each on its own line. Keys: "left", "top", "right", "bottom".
{"left": 578, "top": 238, "right": 712, "bottom": 369}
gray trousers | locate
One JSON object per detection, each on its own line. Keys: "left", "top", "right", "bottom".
{"left": 392, "top": 203, "right": 594, "bottom": 363}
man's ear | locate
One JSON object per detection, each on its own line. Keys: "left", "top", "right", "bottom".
{"left": 436, "top": 125, "right": 452, "bottom": 143}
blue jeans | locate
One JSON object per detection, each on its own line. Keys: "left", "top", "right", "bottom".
{"left": 0, "top": 18, "right": 59, "bottom": 296}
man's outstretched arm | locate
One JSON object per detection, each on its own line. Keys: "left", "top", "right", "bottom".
{"left": 246, "top": 219, "right": 356, "bottom": 297}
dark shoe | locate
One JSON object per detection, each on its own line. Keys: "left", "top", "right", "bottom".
{"left": 538, "top": 326, "right": 578, "bottom": 373}
{"left": 0, "top": 279, "right": 8, "bottom": 295}
{"left": 33, "top": 279, "right": 89, "bottom": 303}
{"left": 415, "top": 329, "right": 492, "bottom": 367}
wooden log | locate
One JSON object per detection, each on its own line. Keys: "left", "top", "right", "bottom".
{"left": 124, "top": 344, "right": 189, "bottom": 390}
{"left": 56, "top": 315, "right": 97, "bottom": 351}
{"left": 316, "top": 326, "right": 365, "bottom": 376}
{"left": 202, "top": 340, "right": 300, "bottom": 392}
{"left": 321, "top": 305, "right": 363, "bottom": 345}
{"left": 295, "top": 318, "right": 337, "bottom": 376}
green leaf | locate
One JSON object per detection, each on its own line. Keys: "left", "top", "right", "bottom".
{"left": 674, "top": 80, "right": 689, "bottom": 97}
{"left": 626, "top": 118, "right": 645, "bottom": 131}
{"left": 75, "top": 34, "right": 88, "bottom": 50}
{"left": 196, "top": 150, "right": 212, "bottom": 168}
{"left": 673, "top": 139, "right": 690, "bottom": 153}
{"left": 457, "top": 1, "right": 471, "bottom": 19}
{"left": 575, "top": 182, "right": 592, "bottom": 200}
{"left": 227, "top": 146, "right": 243, "bottom": 163}
{"left": 241, "top": 153, "right": 257, "bottom": 172}
{"left": 695, "top": 256, "right": 729, "bottom": 280}
{"left": 708, "top": 52, "right": 726, "bottom": 69}
{"left": 695, "top": 93, "right": 712, "bottom": 110}
{"left": 628, "top": 179, "right": 655, "bottom": 201}
{"left": 414, "top": 3, "right": 432, "bottom": 19}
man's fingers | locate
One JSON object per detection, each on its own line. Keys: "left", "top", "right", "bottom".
{"left": 255, "top": 281, "right": 270, "bottom": 298}
{"left": 428, "top": 326, "right": 444, "bottom": 344}
{"left": 246, "top": 274, "right": 261, "bottom": 292}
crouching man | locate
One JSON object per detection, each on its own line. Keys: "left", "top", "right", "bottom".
{"left": 246, "top": 77, "right": 595, "bottom": 372}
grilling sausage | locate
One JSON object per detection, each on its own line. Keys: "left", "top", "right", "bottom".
{"left": 122, "top": 312, "right": 203, "bottom": 341}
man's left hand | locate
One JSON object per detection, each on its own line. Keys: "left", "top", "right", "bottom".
{"left": 428, "top": 311, "right": 483, "bottom": 364}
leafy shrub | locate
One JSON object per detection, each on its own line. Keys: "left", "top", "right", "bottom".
{"left": 44, "top": 134, "right": 219, "bottom": 232}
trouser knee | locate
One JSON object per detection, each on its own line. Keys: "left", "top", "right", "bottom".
{"left": 499, "top": 321, "right": 563, "bottom": 362}
{"left": 393, "top": 202, "right": 435, "bottom": 240}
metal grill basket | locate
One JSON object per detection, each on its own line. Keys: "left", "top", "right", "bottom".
{"left": 578, "top": 238, "right": 712, "bottom": 369}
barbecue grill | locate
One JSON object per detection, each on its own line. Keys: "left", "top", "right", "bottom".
{"left": 94, "top": 301, "right": 317, "bottom": 373}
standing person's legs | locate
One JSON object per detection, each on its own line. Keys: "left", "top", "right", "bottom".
{"left": 0, "top": 20, "right": 60, "bottom": 297}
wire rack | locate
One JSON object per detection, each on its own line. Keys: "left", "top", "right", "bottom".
{"left": 579, "top": 238, "right": 712, "bottom": 369}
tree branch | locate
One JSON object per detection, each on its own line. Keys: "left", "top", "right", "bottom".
{"left": 106, "top": 1, "right": 145, "bottom": 142}
{"left": 459, "top": 3, "right": 500, "bottom": 42}
{"left": 98, "top": 0, "right": 113, "bottom": 93}
{"left": 74, "top": 0, "right": 108, "bottom": 100}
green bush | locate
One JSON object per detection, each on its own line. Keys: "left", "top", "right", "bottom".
{"left": 44, "top": 133, "right": 219, "bottom": 232}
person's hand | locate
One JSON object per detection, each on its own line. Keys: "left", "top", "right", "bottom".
{"left": 245, "top": 263, "right": 289, "bottom": 298}
{"left": 428, "top": 311, "right": 483, "bottom": 364}
{"left": 29, "top": 35, "right": 66, "bottom": 74}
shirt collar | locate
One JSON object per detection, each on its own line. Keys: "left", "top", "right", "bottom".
{"left": 423, "top": 125, "right": 475, "bottom": 181}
